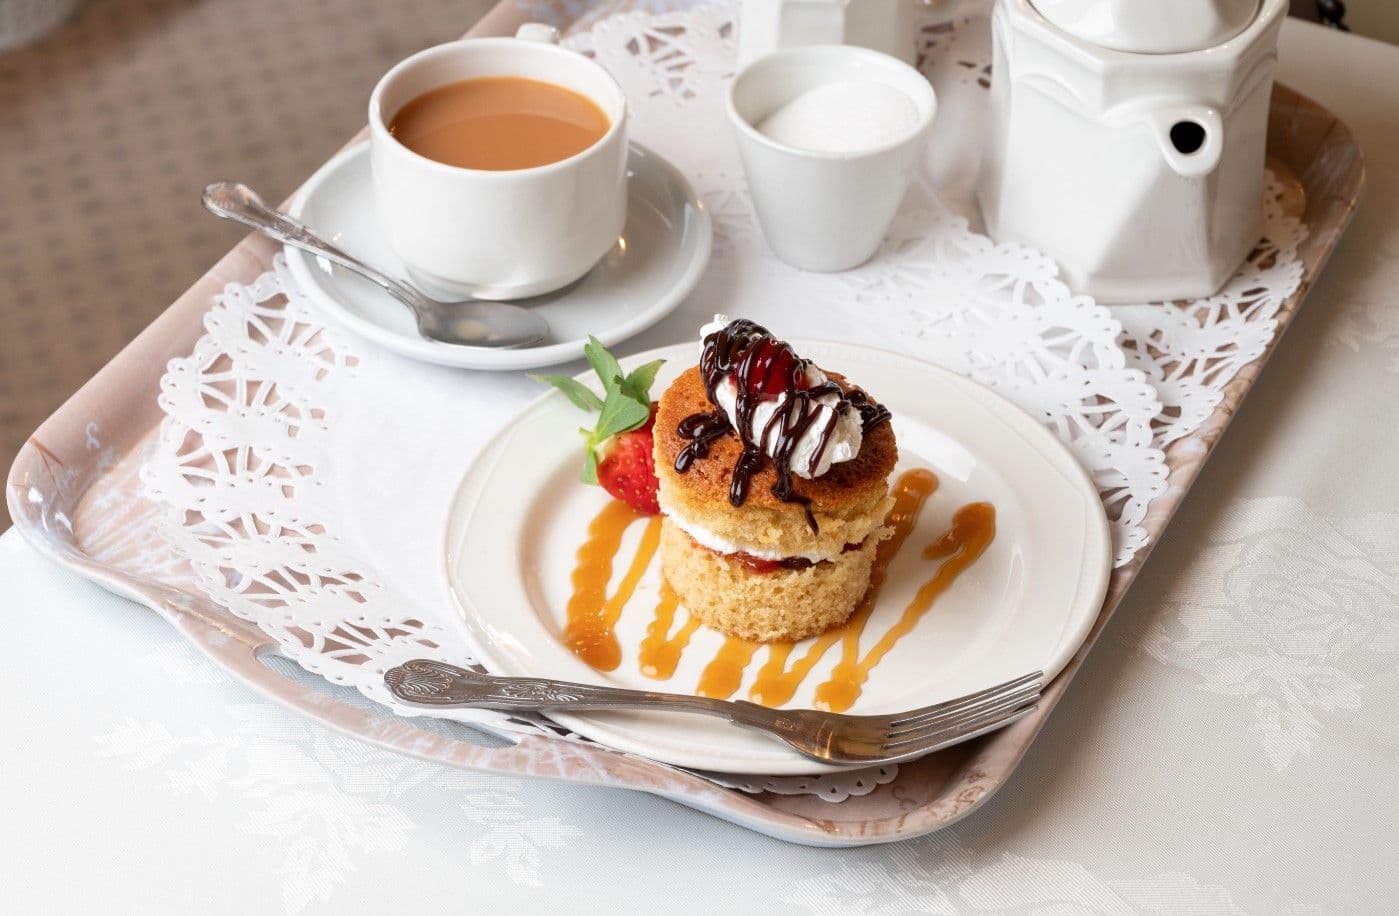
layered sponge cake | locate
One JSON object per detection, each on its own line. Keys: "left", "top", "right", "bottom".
{"left": 654, "top": 317, "right": 897, "bottom": 642}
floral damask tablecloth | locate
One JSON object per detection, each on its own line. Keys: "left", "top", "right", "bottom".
{"left": 3, "top": 12, "right": 1398, "bottom": 916}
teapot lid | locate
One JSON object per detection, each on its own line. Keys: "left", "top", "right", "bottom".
{"left": 1030, "top": 0, "right": 1260, "bottom": 53}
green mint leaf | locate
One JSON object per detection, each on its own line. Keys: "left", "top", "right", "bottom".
{"left": 595, "top": 386, "right": 651, "bottom": 440}
{"left": 583, "top": 336, "right": 624, "bottom": 395}
{"left": 621, "top": 359, "right": 665, "bottom": 402}
{"left": 556, "top": 337, "right": 652, "bottom": 488}
{"left": 530, "top": 373, "right": 604, "bottom": 413}
{"left": 615, "top": 377, "right": 645, "bottom": 405}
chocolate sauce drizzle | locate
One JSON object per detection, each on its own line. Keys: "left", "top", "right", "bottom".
{"left": 673, "top": 319, "right": 891, "bottom": 533}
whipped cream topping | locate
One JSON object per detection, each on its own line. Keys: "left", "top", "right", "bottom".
{"left": 698, "top": 314, "right": 864, "bottom": 479}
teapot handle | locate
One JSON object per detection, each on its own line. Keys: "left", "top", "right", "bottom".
{"left": 1145, "top": 104, "right": 1225, "bottom": 178}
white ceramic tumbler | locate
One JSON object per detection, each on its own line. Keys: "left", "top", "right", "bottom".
{"left": 727, "top": 45, "right": 936, "bottom": 272}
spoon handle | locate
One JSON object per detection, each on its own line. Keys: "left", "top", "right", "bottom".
{"left": 201, "top": 181, "right": 430, "bottom": 312}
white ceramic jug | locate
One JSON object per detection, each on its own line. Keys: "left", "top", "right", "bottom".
{"left": 977, "top": 0, "right": 1288, "bottom": 303}
{"left": 736, "top": 0, "right": 919, "bottom": 67}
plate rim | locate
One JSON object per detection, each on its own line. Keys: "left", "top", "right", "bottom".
{"left": 284, "top": 140, "right": 713, "bottom": 371}
{"left": 440, "top": 340, "right": 1113, "bottom": 774}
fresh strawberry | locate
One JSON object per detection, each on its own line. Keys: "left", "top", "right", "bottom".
{"left": 597, "top": 410, "right": 660, "bottom": 515}
{"left": 531, "top": 337, "right": 665, "bottom": 515}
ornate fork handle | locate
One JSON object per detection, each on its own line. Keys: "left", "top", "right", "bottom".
{"left": 385, "top": 659, "right": 784, "bottom": 728}
{"left": 201, "top": 181, "right": 432, "bottom": 312}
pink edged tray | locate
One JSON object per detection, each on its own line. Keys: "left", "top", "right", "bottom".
{"left": 6, "top": 0, "right": 1364, "bottom": 845}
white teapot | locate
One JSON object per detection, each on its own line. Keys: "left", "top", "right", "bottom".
{"left": 737, "top": 0, "right": 922, "bottom": 68}
{"left": 977, "top": 0, "right": 1288, "bottom": 303}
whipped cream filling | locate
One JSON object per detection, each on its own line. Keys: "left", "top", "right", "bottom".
{"left": 699, "top": 314, "right": 864, "bottom": 480}
{"left": 659, "top": 493, "right": 842, "bottom": 563}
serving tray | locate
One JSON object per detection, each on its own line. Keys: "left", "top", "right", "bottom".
{"left": 6, "top": 0, "right": 1363, "bottom": 845}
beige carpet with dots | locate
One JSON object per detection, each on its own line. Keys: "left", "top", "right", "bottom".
{"left": 0, "top": 0, "right": 494, "bottom": 527}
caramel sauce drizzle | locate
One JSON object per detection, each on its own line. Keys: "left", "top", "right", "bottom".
{"left": 815, "top": 501, "right": 996, "bottom": 712}
{"left": 561, "top": 469, "right": 996, "bottom": 709}
{"left": 637, "top": 583, "right": 700, "bottom": 679}
{"left": 747, "top": 468, "right": 938, "bottom": 707}
{"left": 696, "top": 637, "right": 761, "bottom": 699}
{"left": 563, "top": 503, "right": 661, "bottom": 672}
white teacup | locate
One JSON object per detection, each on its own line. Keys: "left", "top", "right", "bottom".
{"left": 369, "top": 27, "right": 629, "bottom": 300}
{"left": 727, "top": 45, "right": 936, "bottom": 272}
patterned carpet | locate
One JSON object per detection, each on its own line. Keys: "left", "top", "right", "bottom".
{"left": 0, "top": 0, "right": 493, "bottom": 527}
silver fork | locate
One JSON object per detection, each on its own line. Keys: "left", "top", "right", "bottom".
{"left": 384, "top": 660, "right": 1041, "bottom": 766}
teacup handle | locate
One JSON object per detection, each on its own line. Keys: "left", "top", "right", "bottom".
{"left": 515, "top": 23, "right": 561, "bottom": 44}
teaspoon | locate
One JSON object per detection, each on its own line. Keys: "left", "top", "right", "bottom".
{"left": 201, "top": 181, "right": 549, "bottom": 349}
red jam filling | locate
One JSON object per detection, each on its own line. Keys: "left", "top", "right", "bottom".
{"left": 694, "top": 536, "right": 866, "bottom": 574}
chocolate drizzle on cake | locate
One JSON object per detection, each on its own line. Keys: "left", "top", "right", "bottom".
{"left": 845, "top": 388, "right": 891, "bottom": 434}
{"left": 673, "top": 318, "right": 891, "bottom": 533}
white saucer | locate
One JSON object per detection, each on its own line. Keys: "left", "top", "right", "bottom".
{"left": 285, "top": 141, "right": 712, "bottom": 371}
{"left": 442, "top": 341, "right": 1113, "bottom": 775}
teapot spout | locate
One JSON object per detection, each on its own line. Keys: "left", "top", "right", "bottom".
{"left": 1142, "top": 104, "right": 1226, "bottom": 178}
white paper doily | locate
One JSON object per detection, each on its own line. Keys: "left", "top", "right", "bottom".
{"left": 141, "top": 0, "right": 1307, "bottom": 800}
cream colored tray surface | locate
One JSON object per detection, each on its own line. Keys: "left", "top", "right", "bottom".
{"left": 6, "top": 0, "right": 1363, "bottom": 845}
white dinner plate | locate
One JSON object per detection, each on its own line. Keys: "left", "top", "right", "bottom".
{"left": 443, "top": 341, "right": 1112, "bottom": 774}
{"left": 284, "top": 141, "right": 712, "bottom": 370}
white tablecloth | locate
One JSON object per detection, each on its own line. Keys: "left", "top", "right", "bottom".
{"left": 3, "top": 17, "right": 1398, "bottom": 915}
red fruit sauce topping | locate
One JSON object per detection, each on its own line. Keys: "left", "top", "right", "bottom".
{"left": 739, "top": 338, "right": 810, "bottom": 400}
